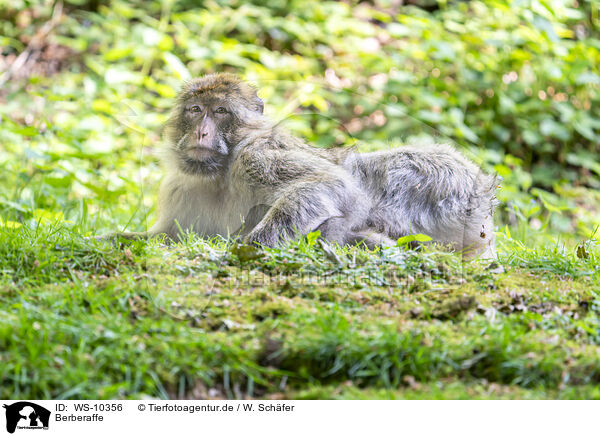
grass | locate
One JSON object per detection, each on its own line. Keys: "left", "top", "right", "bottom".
{"left": 1, "top": 223, "right": 599, "bottom": 399}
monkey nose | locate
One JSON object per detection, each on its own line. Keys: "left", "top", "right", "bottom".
{"left": 197, "top": 130, "right": 208, "bottom": 140}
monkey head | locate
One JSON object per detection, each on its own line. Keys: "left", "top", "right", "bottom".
{"left": 165, "top": 73, "right": 264, "bottom": 176}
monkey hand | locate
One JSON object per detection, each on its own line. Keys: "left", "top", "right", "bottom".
{"left": 243, "top": 225, "right": 286, "bottom": 248}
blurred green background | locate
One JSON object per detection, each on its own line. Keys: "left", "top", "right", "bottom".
{"left": 1, "top": 0, "right": 599, "bottom": 243}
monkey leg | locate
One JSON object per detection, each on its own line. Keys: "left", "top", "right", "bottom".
{"left": 243, "top": 178, "right": 362, "bottom": 247}
{"left": 348, "top": 230, "right": 396, "bottom": 249}
{"left": 234, "top": 204, "right": 271, "bottom": 237}
{"left": 313, "top": 216, "right": 349, "bottom": 245}
{"left": 316, "top": 217, "right": 395, "bottom": 249}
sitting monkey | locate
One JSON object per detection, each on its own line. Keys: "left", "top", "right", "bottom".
{"left": 117, "top": 73, "right": 498, "bottom": 258}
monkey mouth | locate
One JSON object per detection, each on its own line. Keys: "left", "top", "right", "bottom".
{"left": 186, "top": 146, "right": 219, "bottom": 160}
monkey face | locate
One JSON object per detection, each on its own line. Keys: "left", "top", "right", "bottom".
{"left": 166, "top": 74, "right": 265, "bottom": 176}
{"left": 182, "top": 100, "right": 230, "bottom": 154}
{"left": 173, "top": 99, "right": 233, "bottom": 175}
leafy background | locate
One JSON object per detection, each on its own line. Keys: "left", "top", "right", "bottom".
{"left": 1, "top": 0, "right": 599, "bottom": 245}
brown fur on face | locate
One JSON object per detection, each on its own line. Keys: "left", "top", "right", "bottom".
{"left": 162, "top": 74, "right": 266, "bottom": 177}
{"left": 178, "top": 73, "right": 264, "bottom": 115}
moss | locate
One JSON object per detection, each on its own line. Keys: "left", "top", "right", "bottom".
{"left": 0, "top": 226, "right": 599, "bottom": 398}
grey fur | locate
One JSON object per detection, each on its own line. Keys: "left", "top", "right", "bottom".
{"left": 131, "top": 74, "right": 498, "bottom": 259}
{"left": 343, "top": 145, "right": 498, "bottom": 258}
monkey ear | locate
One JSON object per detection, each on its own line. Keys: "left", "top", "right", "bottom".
{"left": 254, "top": 96, "right": 264, "bottom": 114}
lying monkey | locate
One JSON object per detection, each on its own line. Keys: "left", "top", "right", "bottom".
{"left": 114, "top": 73, "right": 498, "bottom": 259}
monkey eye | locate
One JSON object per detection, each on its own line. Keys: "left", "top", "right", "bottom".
{"left": 215, "top": 107, "right": 228, "bottom": 114}
{"left": 189, "top": 105, "right": 202, "bottom": 113}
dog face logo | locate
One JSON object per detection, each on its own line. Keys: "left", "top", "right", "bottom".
{"left": 2, "top": 402, "right": 50, "bottom": 434}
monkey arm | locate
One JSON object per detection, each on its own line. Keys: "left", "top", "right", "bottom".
{"left": 243, "top": 173, "right": 366, "bottom": 247}
{"left": 233, "top": 147, "right": 369, "bottom": 247}
{"left": 244, "top": 184, "right": 342, "bottom": 246}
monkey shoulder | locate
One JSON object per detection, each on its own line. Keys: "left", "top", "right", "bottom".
{"left": 231, "top": 142, "right": 346, "bottom": 188}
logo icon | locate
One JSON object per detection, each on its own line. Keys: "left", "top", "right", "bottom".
{"left": 2, "top": 402, "right": 50, "bottom": 434}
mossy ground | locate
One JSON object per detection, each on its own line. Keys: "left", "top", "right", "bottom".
{"left": 1, "top": 224, "right": 598, "bottom": 399}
